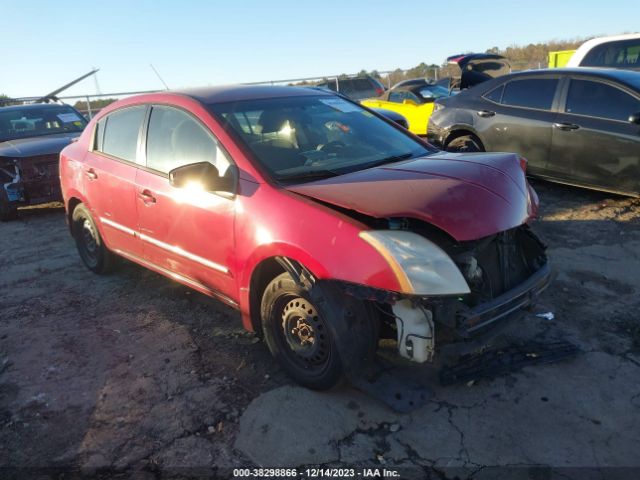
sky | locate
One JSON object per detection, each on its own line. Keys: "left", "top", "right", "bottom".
{"left": 2, "top": 0, "right": 639, "bottom": 98}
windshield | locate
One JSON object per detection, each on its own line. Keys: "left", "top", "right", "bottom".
{"left": 209, "top": 95, "right": 433, "bottom": 183}
{"left": 417, "top": 85, "right": 450, "bottom": 101}
{"left": 0, "top": 105, "right": 87, "bottom": 142}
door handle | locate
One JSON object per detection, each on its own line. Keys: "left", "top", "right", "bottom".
{"left": 553, "top": 122, "right": 580, "bottom": 131}
{"left": 138, "top": 189, "right": 157, "bottom": 204}
{"left": 477, "top": 110, "right": 495, "bottom": 118}
{"left": 85, "top": 168, "right": 98, "bottom": 180}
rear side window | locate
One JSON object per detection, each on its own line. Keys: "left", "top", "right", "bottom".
{"left": 565, "top": 79, "right": 640, "bottom": 122}
{"left": 581, "top": 39, "right": 640, "bottom": 68}
{"left": 483, "top": 84, "right": 504, "bottom": 103}
{"left": 146, "top": 105, "right": 231, "bottom": 175}
{"left": 501, "top": 79, "right": 558, "bottom": 110}
{"left": 99, "top": 106, "right": 146, "bottom": 162}
{"left": 317, "top": 81, "right": 338, "bottom": 92}
{"left": 353, "top": 79, "right": 373, "bottom": 91}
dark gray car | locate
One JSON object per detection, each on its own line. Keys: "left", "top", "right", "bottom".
{"left": 427, "top": 68, "right": 640, "bottom": 196}
{"left": 316, "top": 76, "right": 386, "bottom": 101}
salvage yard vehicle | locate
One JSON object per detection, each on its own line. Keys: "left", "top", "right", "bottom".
{"left": 60, "top": 85, "right": 551, "bottom": 389}
{"left": 566, "top": 33, "right": 640, "bottom": 70}
{"left": 369, "top": 107, "right": 409, "bottom": 129}
{"left": 444, "top": 53, "right": 511, "bottom": 90}
{"left": 428, "top": 68, "right": 640, "bottom": 196}
{"left": 361, "top": 81, "right": 450, "bottom": 135}
{"left": 0, "top": 103, "right": 88, "bottom": 220}
{"left": 315, "top": 75, "right": 386, "bottom": 101}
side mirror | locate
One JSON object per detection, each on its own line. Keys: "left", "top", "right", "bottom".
{"left": 402, "top": 99, "right": 418, "bottom": 106}
{"left": 629, "top": 112, "right": 640, "bottom": 125}
{"left": 169, "top": 162, "right": 234, "bottom": 194}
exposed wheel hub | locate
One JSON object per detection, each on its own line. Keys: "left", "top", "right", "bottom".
{"left": 281, "top": 297, "right": 329, "bottom": 365}
{"left": 291, "top": 320, "right": 314, "bottom": 346}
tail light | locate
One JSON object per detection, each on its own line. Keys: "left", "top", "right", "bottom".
{"left": 519, "top": 156, "right": 528, "bottom": 174}
{"left": 375, "top": 87, "right": 384, "bottom": 96}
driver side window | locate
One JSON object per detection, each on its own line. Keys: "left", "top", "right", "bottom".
{"left": 146, "top": 106, "right": 231, "bottom": 175}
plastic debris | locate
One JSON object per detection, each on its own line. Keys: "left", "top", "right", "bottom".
{"left": 440, "top": 341, "right": 581, "bottom": 386}
{"left": 536, "top": 312, "right": 555, "bottom": 321}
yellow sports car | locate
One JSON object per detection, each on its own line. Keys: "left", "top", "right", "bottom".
{"left": 362, "top": 81, "right": 451, "bottom": 136}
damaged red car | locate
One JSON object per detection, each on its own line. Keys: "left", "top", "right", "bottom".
{"left": 59, "top": 86, "right": 551, "bottom": 389}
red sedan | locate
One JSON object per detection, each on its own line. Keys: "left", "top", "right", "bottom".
{"left": 59, "top": 86, "right": 551, "bottom": 389}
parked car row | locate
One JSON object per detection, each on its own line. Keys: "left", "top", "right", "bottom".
{"left": 2, "top": 57, "right": 639, "bottom": 389}
{"left": 361, "top": 53, "right": 511, "bottom": 136}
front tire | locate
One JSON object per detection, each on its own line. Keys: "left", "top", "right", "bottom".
{"left": 71, "top": 203, "right": 116, "bottom": 274}
{"left": 260, "top": 273, "right": 378, "bottom": 390}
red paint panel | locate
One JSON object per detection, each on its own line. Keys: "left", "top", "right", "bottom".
{"left": 288, "top": 152, "right": 533, "bottom": 242}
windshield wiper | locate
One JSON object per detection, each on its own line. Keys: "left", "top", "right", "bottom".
{"left": 275, "top": 169, "right": 340, "bottom": 184}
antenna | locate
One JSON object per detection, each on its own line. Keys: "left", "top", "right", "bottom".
{"left": 150, "top": 64, "right": 170, "bottom": 90}
{"left": 92, "top": 66, "right": 102, "bottom": 95}
{"left": 35, "top": 69, "right": 100, "bottom": 103}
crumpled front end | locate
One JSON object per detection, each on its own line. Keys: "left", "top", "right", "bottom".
{"left": 287, "top": 152, "right": 549, "bottom": 363}
{"left": 0, "top": 154, "right": 61, "bottom": 206}
{"left": 428, "top": 224, "right": 550, "bottom": 336}
{"left": 349, "top": 222, "right": 550, "bottom": 364}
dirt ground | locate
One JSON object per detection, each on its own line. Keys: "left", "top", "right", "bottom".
{"left": 1, "top": 180, "right": 639, "bottom": 479}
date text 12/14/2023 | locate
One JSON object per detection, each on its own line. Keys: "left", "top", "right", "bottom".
{"left": 232, "top": 468, "right": 401, "bottom": 478}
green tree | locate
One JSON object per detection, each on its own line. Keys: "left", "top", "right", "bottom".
{"left": 0, "top": 93, "right": 22, "bottom": 106}
{"left": 72, "top": 98, "right": 118, "bottom": 115}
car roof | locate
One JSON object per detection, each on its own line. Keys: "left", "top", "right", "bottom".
{"left": 391, "top": 83, "right": 446, "bottom": 94}
{"left": 175, "top": 85, "right": 333, "bottom": 104}
{"left": 503, "top": 68, "right": 640, "bottom": 90}
{"left": 391, "top": 78, "right": 430, "bottom": 89}
{"left": 567, "top": 33, "right": 640, "bottom": 67}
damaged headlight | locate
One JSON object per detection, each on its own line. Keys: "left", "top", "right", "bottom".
{"left": 359, "top": 230, "right": 470, "bottom": 296}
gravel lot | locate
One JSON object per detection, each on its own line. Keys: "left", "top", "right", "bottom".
{"left": 1, "top": 181, "right": 639, "bottom": 479}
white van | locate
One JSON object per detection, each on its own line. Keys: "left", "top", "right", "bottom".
{"left": 566, "top": 33, "right": 640, "bottom": 70}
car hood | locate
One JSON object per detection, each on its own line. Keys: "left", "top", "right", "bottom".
{"left": 0, "top": 132, "right": 80, "bottom": 158}
{"left": 286, "top": 152, "right": 534, "bottom": 242}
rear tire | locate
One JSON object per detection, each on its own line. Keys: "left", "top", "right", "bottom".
{"left": 446, "top": 134, "right": 484, "bottom": 153}
{"left": 71, "top": 203, "right": 116, "bottom": 274}
{"left": 260, "top": 272, "right": 378, "bottom": 390}
{"left": 0, "top": 187, "right": 18, "bottom": 222}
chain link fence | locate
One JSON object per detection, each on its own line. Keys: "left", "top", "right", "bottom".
{"left": 8, "top": 60, "right": 546, "bottom": 119}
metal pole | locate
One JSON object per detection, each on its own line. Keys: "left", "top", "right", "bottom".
{"left": 85, "top": 96, "right": 93, "bottom": 120}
